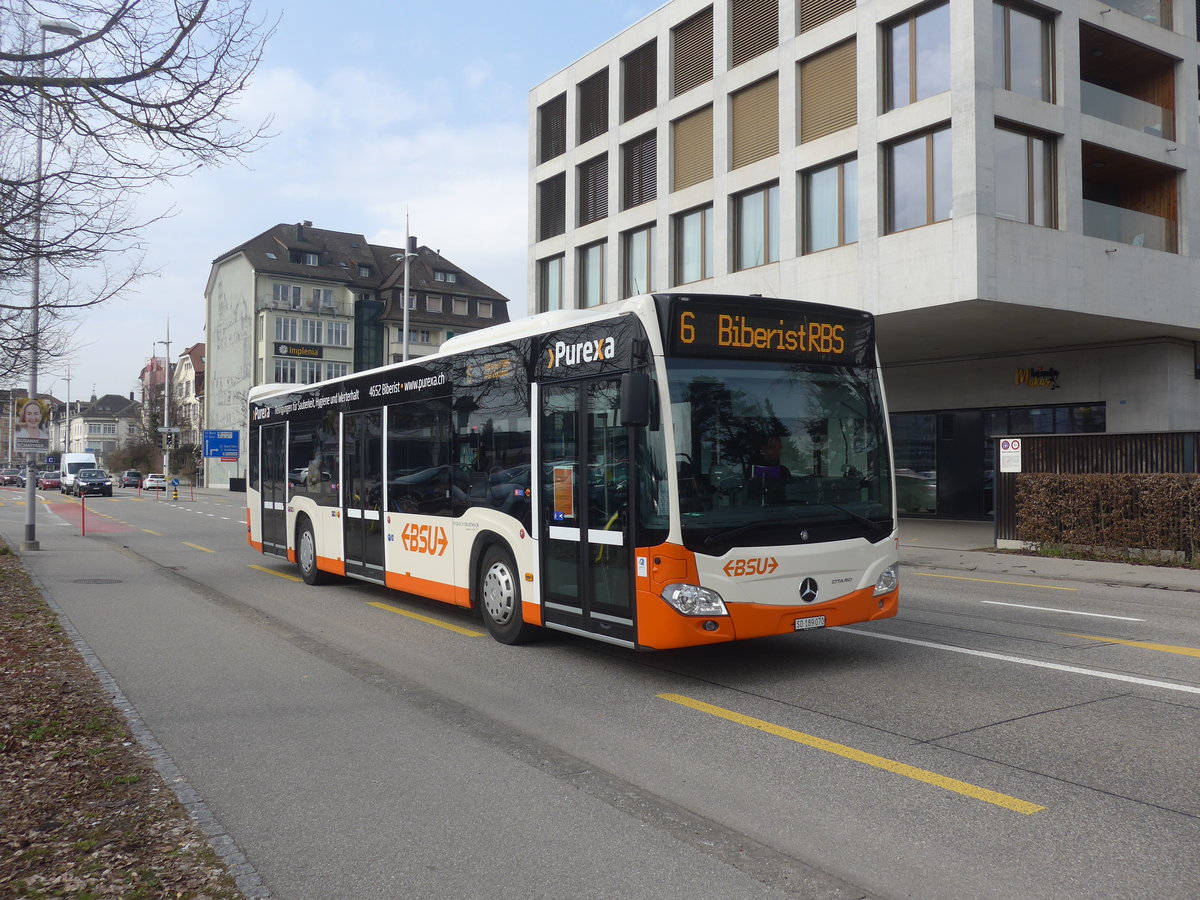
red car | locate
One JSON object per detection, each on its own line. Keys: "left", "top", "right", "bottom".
{"left": 36, "top": 471, "right": 61, "bottom": 490}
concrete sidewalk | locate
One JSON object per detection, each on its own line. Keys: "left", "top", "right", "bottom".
{"left": 898, "top": 517, "right": 1200, "bottom": 594}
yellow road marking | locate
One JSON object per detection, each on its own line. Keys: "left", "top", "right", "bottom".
{"left": 915, "top": 572, "right": 1078, "bottom": 592}
{"left": 1065, "top": 633, "right": 1200, "bottom": 659}
{"left": 368, "top": 601, "right": 485, "bottom": 637}
{"left": 247, "top": 564, "right": 302, "bottom": 583}
{"left": 182, "top": 542, "right": 216, "bottom": 553}
{"left": 143, "top": 529, "right": 163, "bottom": 536}
{"left": 658, "top": 693, "right": 1045, "bottom": 815}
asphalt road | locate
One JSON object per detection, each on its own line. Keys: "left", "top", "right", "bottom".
{"left": 3, "top": 485, "right": 1198, "bottom": 900}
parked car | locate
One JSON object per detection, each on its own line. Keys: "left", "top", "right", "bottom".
{"left": 120, "top": 470, "right": 142, "bottom": 488}
{"left": 0, "top": 468, "right": 22, "bottom": 486}
{"left": 74, "top": 469, "right": 113, "bottom": 497}
{"left": 142, "top": 473, "right": 167, "bottom": 491}
{"left": 36, "top": 470, "right": 61, "bottom": 490}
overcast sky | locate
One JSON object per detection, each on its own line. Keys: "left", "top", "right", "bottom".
{"left": 49, "top": 0, "right": 663, "bottom": 404}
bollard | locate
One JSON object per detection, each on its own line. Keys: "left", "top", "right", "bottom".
{"left": 172, "top": 486, "right": 178, "bottom": 501}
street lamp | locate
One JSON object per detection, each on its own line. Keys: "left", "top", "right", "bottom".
{"left": 390, "top": 217, "right": 418, "bottom": 363}
{"left": 158, "top": 323, "right": 172, "bottom": 478}
{"left": 23, "top": 17, "right": 82, "bottom": 552}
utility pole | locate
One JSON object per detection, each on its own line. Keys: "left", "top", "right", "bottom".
{"left": 158, "top": 322, "right": 172, "bottom": 476}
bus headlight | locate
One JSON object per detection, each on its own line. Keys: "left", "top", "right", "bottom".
{"left": 662, "top": 583, "right": 728, "bottom": 617}
{"left": 873, "top": 564, "right": 898, "bottom": 596}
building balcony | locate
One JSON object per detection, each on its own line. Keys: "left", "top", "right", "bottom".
{"left": 1081, "top": 82, "right": 1173, "bottom": 139}
{"left": 1079, "top": 24, "right": 1175, "bottom": 141}
{"left": 1104, "top": 0, "right": 1171, "bottom": 27}
{"left": 1082, "top": 142, "right": 1178, "bottom": 253}
{"left": 1081, "top": 199, "right": 1174, "bottom": 251}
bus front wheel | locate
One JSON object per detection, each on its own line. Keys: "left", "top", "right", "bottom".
{"left": 478, "top": 544, "right": 535, "bottom": 645}
{"left": 296, "top": 517, "right": 327, "bottom": 585}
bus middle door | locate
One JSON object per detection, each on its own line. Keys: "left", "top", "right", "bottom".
{"left": 260, "top": 422, "right": 288, "bottom": 558}
{"left": 343, "top": 409, "right": 385, "bottom": 582}
{"left": 540, "top": 378, "right": 634, "bottom": 646}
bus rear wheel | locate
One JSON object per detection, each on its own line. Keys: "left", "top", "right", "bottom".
{"left": 478, "top": 544, "right": 535, "bottom": 645}
{"left": 296, "top": 517, "right": 327, "bottom": 585}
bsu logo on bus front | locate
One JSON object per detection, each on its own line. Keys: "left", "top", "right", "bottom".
{"left": 546, "top": 336, "right": 616, "bottom": 370}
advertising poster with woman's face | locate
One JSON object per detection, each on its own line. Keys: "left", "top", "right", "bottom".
{"left": 14, "top": 399, "right": 49, "bottom": 454}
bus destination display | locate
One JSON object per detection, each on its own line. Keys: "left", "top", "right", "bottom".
{"left": 668, "top": 299, "right": 874, "bottom": 366}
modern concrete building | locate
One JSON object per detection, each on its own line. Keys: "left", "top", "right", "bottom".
{"left": 528, "top": 0, "right": 1200, "bottom": 517}
{"left": 204, "top": 222, "right": 510, "bottom": 487}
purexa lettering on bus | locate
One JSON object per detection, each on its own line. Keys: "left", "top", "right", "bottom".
{"left": 547, "top": 336, "right": 616, "bottom": 369}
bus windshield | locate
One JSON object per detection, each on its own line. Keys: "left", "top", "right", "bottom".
{"left": 666, "top": 358, "right": 892, "bottom": 550}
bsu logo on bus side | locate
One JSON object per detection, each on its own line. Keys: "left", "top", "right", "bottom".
{"left": 546, "top": 336, "right": 616, "bottom": 370}
{"left": 401, "top": 523, "right": 448, "bottom": 556}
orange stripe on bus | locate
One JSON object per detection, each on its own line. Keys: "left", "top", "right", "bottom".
{"left": 385, "top": 571, "right": 471, "bottom": 608}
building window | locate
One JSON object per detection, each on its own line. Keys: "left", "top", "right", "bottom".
{"left": 538, "top": 255, "right": 564, "bottom": 312}
{"left": 304, "top": 252, "right": 319, "bottom": 266}
{"left": 408, "top": 329, "right": 432, "bottom": 344}
{"left": 433, "top": 270, "right": 458, "bottom": 283}
{"left": 477, "top": 301, "right": 493, "bottom": 318}
{"left": 673, "top": 205, "right": 713, "bottom": 284}
{"left": 734, "top": 183, "right": 780, "bottom": 269}
{"left": 803, "top": 157, "right": 858, "bottom": 252}
{"left": 800, "top": 0, "right": 854, "bottom": 32}
{"left": 301, "top": 319, "right": 323, "bottom": 344}
{"left": 994, "top": 125, "right": 1055, "bottom": 227}
{"left": 452, "top": 298, "right": 469, "bottom": 315}
{"left": 622, "top": 40, "right": 657, "bottom": 121}
{"left": 885, "top": 3, "right": 951, "bottom": 111}
{"left": 578, "top": 67, "right": 609, "bottom": 144}
{"left": 326, "top": 363, "right": 348, "bottom": 380}
{"left": 730, "top": 0, "right": 779, "bottom": 68}
{"left": 578, "top": 241, "right": 606, "bottom": 308}
{"left": 275, "top": 316, "right": 297, "bottom": 342}
{"left": 538, "top": 173, "right": 566, "bottom": 240}
{"left": 274, "top": 359, "right": 297, "bottom": 383}
{"left": 273, "top": 283, "right": 301, "bottom": 307}
{"left": 994, "top": 3, "right": 1053, "bottom": 102}
{"left": 358, "top": 264, "right": 372, "bottom": 277}
{"left": 577, "top": 154, "right": 609, "bottom": 226}
{"left": 354, "top": 298, "right": 385, "bottom": 372}
{"left": 623, "top": 224, "right": 655, "bottom": 298}
{"left": 426, "top": 295, "right": 442, "bottom": 313}
{"left": 312, "top": 288, "right": 334, "bottom": 309}
{"left": 299, "top": 360, "right": 322, "bottom": 384}
{"left": 327, "top": 321, "right": 349, "bottom": 346}
{"left": 672, "top": 7, "right": 713, "bottom": 96}
{"left": 799, "top": 39, "right": 856, "bottom": 143}
{"left": 730, "top": 75, "right": 779, "bottom": 169}
{"left": 538, "top": 92, "right": 567, "bottom": 163}
{"left": 622, "top": 132, "right": 657, "bottom": 210}
{"left": 886, "top": 126, "right": 952, "bottom": 233}
{"left": 672, "top": 105, "right": 713, "bottom": 190}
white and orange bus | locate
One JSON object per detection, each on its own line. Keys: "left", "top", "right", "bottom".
{"left": 246, "top": 293, "right": 898, "bottom": 649}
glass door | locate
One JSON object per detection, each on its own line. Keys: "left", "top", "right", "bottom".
{"left": 260, "top": 423, "right": 287, "bottom": 556}
{"left": 343, "top": 409, "right": 385, "bottom": 581}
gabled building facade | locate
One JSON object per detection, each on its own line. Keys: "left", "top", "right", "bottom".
{"left": 173, "top": 343, "right": 205, "bottom": 448}
{"left": 528, "top": 0, "right": 1200, "bottom": 518}
{"left": 203, "top": 222, "right": 510, "bottom": 486}
{"left": 51, "top": 393, "right": 142, "bottom": 464}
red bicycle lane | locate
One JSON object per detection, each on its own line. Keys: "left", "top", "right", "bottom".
{"left": 39, "top": 494, "right": 137, "bottom": 534}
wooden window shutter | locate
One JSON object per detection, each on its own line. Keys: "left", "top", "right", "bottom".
{"left": 672, "top": 7, "right": 713, "bottom": 96}
{"left": 799, "top": 40, "right": 857, "bottom": 143}
{"left": 672, "top": 106, "right": 713, "bottom": 190}
{"left": 538, "top": 93, "right": 566, "bottom": 163}
{"left": 623, "top": 132, "right": 657, "bottom": 210}
{"left": 799, "top": 0, "right": 855, "bottom": 34}
{"left": 730, "top": 0, "right": 779, "bottom": 68}
{"left": 730, "top": 76, "right": 779, "bottom": 169}
{"left": 578, "top": 68, "right": 609, "bottom": 144}
{"left": 538, "top": 173, "right": 566, "bottom": 241}
{"left": 622, "top": 40, "right": 657, "bottom": 122}
{"left": 577, "top": 154, "right": 609, "bottom": 226}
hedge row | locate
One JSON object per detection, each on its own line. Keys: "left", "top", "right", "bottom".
{"left": 1015, "top": 473, "right": 1200, "bottom": 560}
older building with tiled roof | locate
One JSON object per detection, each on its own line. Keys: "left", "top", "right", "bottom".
{"left": 202, "top": 221, "right": 511, "bottom": 486}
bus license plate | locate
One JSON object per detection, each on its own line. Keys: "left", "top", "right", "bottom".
{"left": 794, "top": 616, "right": 826, "bottom": 631}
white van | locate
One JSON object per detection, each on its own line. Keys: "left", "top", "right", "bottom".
{"left": 60, "top": 452, "right": 98, "bottom": 493}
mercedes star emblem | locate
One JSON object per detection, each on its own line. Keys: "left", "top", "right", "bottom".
{"left": 799, "top": 577, "right": 819, "bottom": 603}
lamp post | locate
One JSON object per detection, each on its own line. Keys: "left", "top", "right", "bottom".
{"left": 22, "top": 18, "right": 81, "bottom": 551}
{"left": 158, "top": 324, "right": 172, "bottom": 477}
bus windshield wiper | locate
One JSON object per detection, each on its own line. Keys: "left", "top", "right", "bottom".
{"left": 804, "top": 501, "right": 890, "bottom": 541}
{"left": 703, "top": 520, "right": 788, "bottom": 546}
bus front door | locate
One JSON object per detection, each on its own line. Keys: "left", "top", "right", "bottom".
{"left": 261, "top": 422, "right": 288, "bottom": 557}
{"left": 540, "top": 379, "right": 634, "bottom": 645}
{"left": 343, "top": 409, "right": 385, "bottom": 581}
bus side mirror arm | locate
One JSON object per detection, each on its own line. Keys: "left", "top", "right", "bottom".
{"left": 620, "top": 372, "right": 651, "bottom": 428}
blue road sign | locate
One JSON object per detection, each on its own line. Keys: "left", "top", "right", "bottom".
{"left": 202, "top": 430, "right": 240, "bottom": 458}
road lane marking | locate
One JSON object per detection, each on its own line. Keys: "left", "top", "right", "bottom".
{"left": 658, "top": 693, "right": 1045, "bottom": 815}
{"left": 982, "top": 601, "right": 1143, "bottom": 622}
{"left": 915, "top": 572, "right": 1078, "bottom": 592}
{"left": 367, "top": 601, "right": 485, "bottom": 637}
{"left": 142, "top": 529, "right": 163, "bottom": 536}
{"left": 1064, "top": 634, "right": 1200, "bottom": 659}
{"left": 182, "top": 542, "right": 216, "bottom": 553}
{"left": 843, "top": 628, "right": 1200, "bottom": 695}
{"left": 247, "top": 564, "right": 302, "bottom": 583}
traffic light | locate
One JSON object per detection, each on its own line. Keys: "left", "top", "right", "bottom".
{"left": 162, "top": 433, "right": 177, "bottom": 450}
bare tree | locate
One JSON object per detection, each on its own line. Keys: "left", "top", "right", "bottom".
{"left": 0, "top": 1, "right": 273, "bottom": 378}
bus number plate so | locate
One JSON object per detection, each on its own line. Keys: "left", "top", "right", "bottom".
{"left": 794, "top": 615, "right": 826, "bottom": 631}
